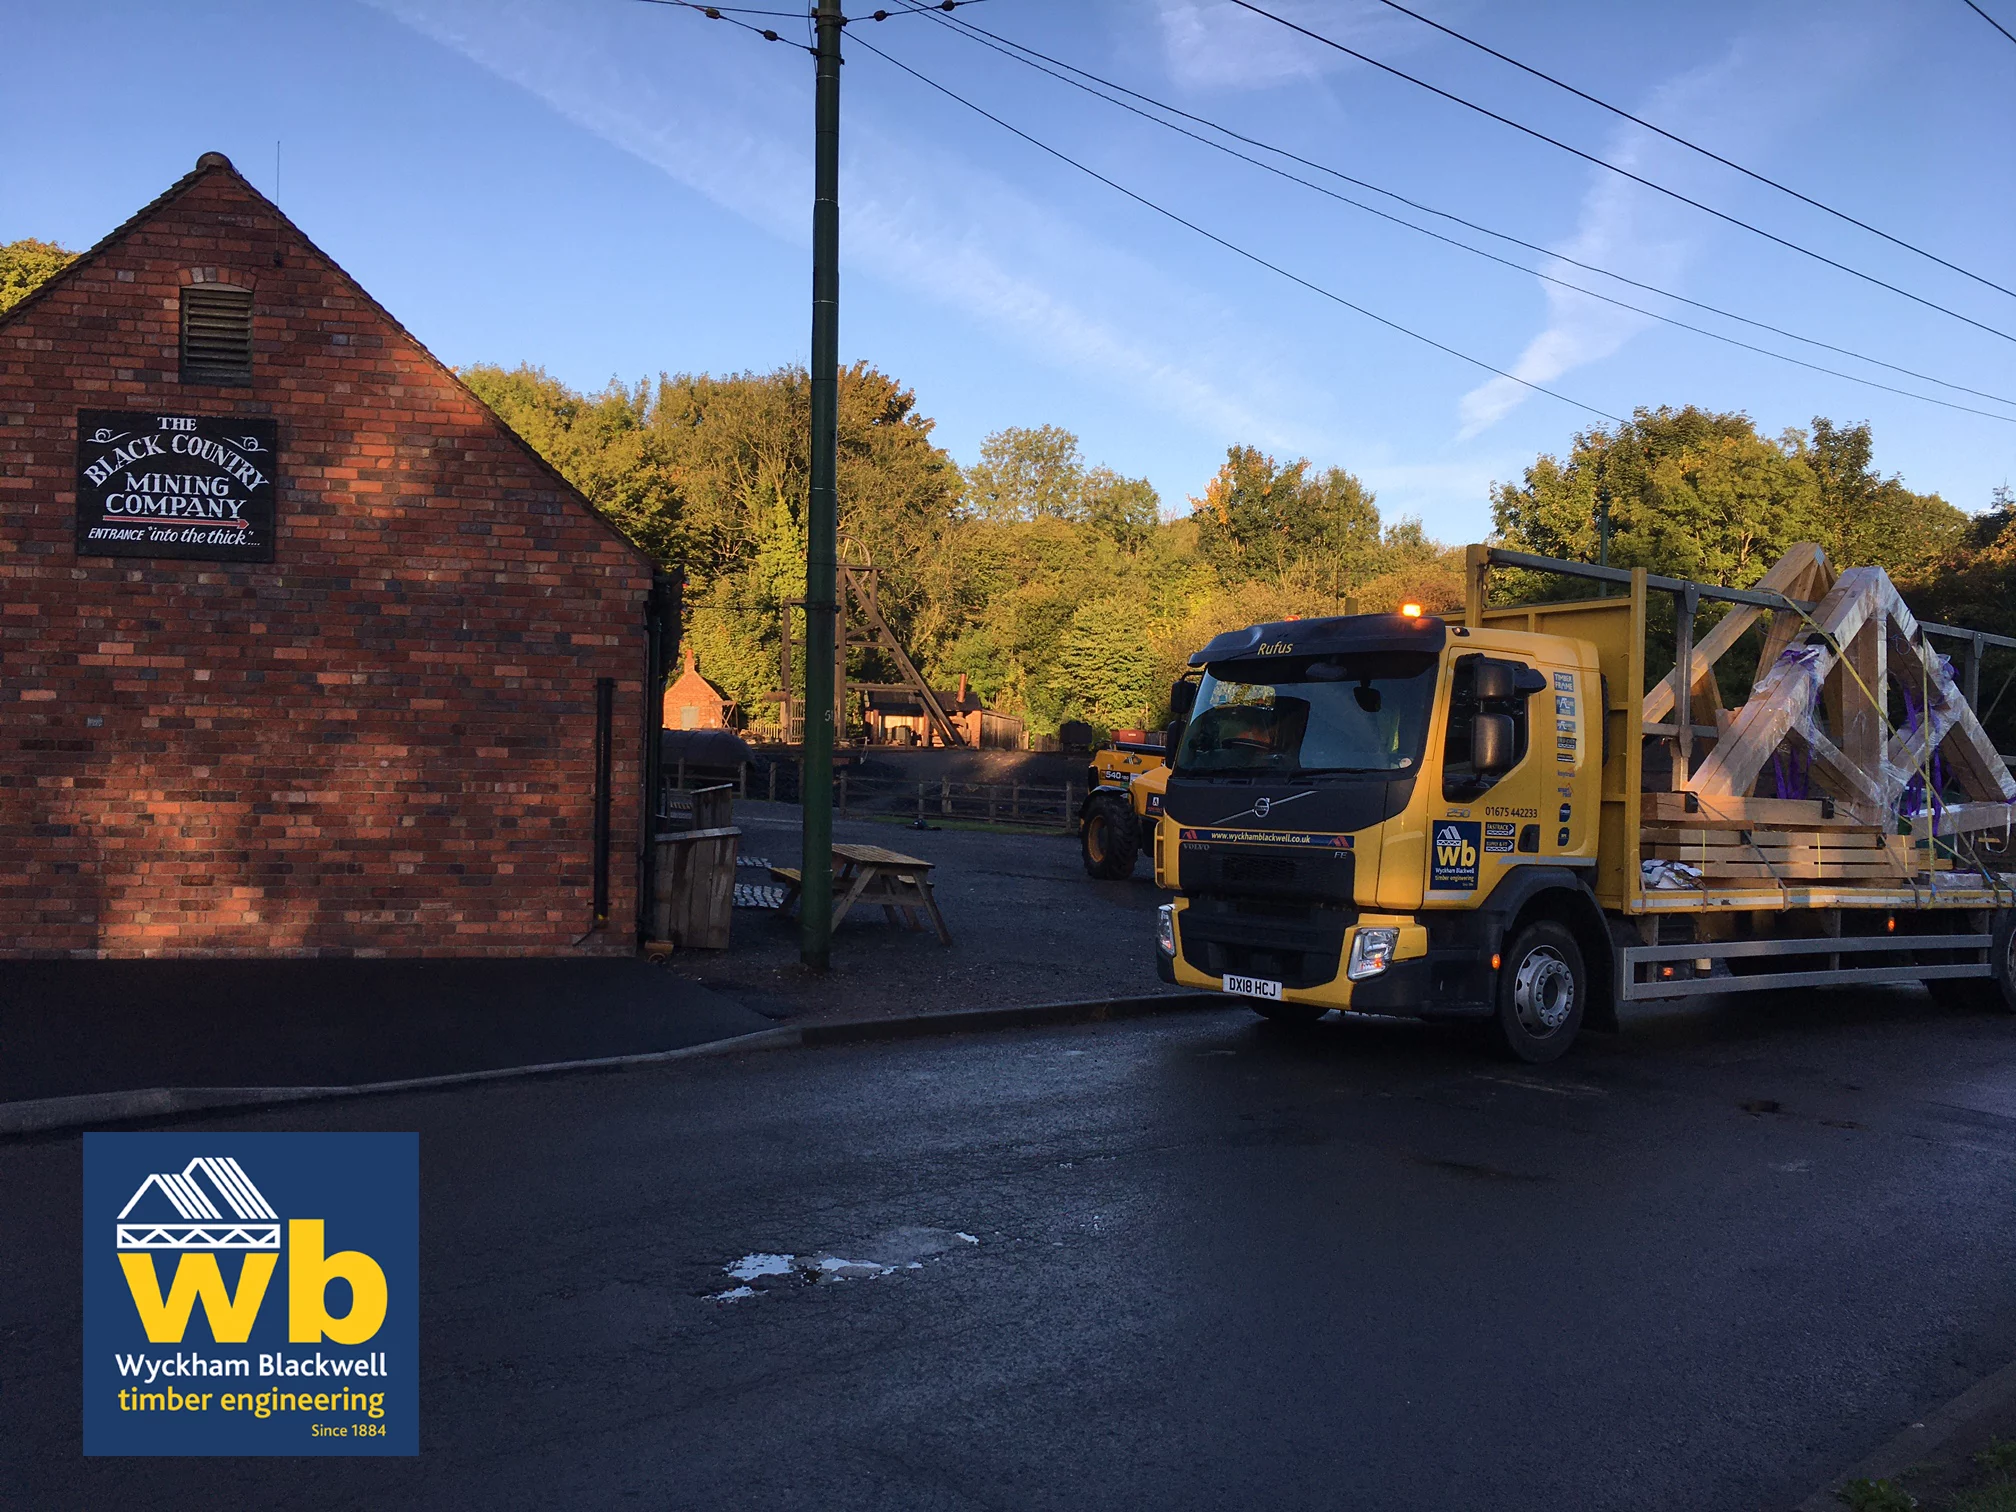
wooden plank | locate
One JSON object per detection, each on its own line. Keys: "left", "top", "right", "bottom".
{"left": 1909, "top": 801, "right": 2016, "bottom": 840}
{"left": 832, "top": 842, "right": 933, "bottom": 868}
{"left": 1645, "top": 842, "right": 1889, "bottom": 858}
{"left": 1639, "top": 793, "right": 1878, "bottom": 829}
{"left": 1677, "top": 870, "right": 1911, "bottom": 883}
{"left": 1642, "top": 543, "right": 1823, "bottom": 723}
{"left": 1647, "top": 857, "right": 1899, "bottom": 871}
{"left": 1644, "top": 830, "right": 1886, "bottom": 847}
{"left": 654, "top": 826, "right": 740, "bottom": 949}
{"left": 1886, "top": 622, "right": 2016, "bottom": 806}
{"left": 1830, "top": 612, "right": 1887, "bottom": 776}
{"left": 1788, "top": 717, "right": 1888, "bottom": 813}
{"left": 1690, "top": 569, "right": 1881, "bottom": 801}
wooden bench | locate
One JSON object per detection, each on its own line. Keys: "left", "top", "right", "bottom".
{"left": 770, "top": 842, "right": 952, "bottom": 944}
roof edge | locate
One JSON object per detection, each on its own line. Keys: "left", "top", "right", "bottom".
{"left": 1, "top": 153, "right": 659, "bottom": 577}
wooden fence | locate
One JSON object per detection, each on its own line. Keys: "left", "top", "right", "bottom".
{"left": 662, "top": 765, "right": 1080, "bottom": 831}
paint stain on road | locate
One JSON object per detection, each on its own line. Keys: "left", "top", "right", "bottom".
{"left": 712, "top": 1227, "right": 980, "bottom": 1303}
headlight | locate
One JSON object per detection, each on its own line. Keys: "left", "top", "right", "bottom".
{"left": 1346, "top": 926, "right": 1399, "bottom": 981}
{"left": 1156, "top": 904, "right": 1177, "bottom": 957}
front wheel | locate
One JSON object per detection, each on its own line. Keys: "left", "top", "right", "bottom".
{"left": 1492, "top": 920, "right": 1586, "bottom": 1063}
{"left": 1080, "top": 791, "right": 1140, "bottom": 879}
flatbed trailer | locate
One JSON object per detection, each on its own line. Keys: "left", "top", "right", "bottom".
{"left": 1153, "top": 544, "right": 2016, "bottom": 1060}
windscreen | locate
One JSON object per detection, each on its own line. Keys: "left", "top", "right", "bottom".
{"left": 1174, "top": 651, "right": 1439, "bottom": 777}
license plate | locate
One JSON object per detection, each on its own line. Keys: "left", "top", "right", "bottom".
{"left": 1223, "top": 973, "right": 1283, "bottom": 1001}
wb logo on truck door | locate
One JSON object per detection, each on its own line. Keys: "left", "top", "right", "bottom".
{"left": 1431, "top": 821, "right": 1481, "bottom": 890}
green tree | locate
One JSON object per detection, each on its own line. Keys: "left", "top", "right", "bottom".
{"left": 965, "top": 424, "right": 1085, "bottom": 522}
{"left": 1795, "top": 416, "right": 1965, "bottom": 576}
{"left": 461, "top": 361, "right": 963, "bottom": 726}
{"left": 963, "top": 425, "right": 1161, "bottom": 550}
{"left": 1902, "top": 484, "right": 2016, "bottom": 751}
{"left": 1491, "top": 406, "right": 1822, "bottom": 589}
{"left": 0, "top": 238, "right": 77, "bottom": 313}
{"left": 1052, "top": 594, "right": 1160, "bottom": 729}
{"left": 1190, "top": 446, "right": 1382, "bottom": 587}
{"left": 1490, "top": 406, "right": 1963, "bottom": 588}
{"left": 1080, "top": 466, "right": 1161, "bottom": 552}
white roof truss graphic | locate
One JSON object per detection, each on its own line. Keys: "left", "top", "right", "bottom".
{"left": 116, "top": 1157, "right": 281, "bottom": 1251}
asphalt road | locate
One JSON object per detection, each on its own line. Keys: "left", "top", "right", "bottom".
{"left": 9, "top": 987, "right": 2016, "bottom": 1510}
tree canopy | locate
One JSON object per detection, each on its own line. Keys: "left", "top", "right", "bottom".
{"left": 0, "top": 238, "right": 77, "bottom": 314}
{"left": 1490, "top": 405, "right": 1965, "bottom": 589}
{"left": 462, "top": 370, "right": 1991, "bottom": 743}
{"left": 463, "top": 367, "right": 1458, "bottom": 736}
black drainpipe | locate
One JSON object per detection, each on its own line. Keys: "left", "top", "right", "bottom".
{"left": 636, "top": 568, "right": 682, "bottom": 946}
{"left": 593, "top": 676, "right": 614, "bottom": 929}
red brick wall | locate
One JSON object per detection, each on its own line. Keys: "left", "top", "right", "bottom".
{"left": 0, "top": 161, "right": 656, "bottom": 957}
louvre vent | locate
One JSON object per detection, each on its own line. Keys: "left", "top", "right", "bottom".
{"left": 179, "top": 284, "right": 254, "bottom": 385}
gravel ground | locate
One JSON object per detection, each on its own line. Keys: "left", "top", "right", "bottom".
{"left": 664, "top": 798, "right": 1178, "bottom": 1022}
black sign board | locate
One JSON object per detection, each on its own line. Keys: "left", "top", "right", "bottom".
{"left": 75, "top": 410, "right": 277, "bottom": 562}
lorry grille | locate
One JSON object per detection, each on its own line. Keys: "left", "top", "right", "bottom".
{"left": 1178, "top": 898, "right": 1350, "bottom": 989}
{"left": 1222, "top": 855, "right": 1296, "bottom": 886}
{"left": 1177, "top": 843, "right": 1355, "bottom": 904}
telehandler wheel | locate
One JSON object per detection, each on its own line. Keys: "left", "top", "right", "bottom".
{"left": 1250, "top": 1000, "right": 1329, "bottom": 1026}
{"left": 1080, "top": 791, "right": 1140, "bottom": 879}
{"left": 1491, "top": 920, "right": 1586, "bottom": 1064}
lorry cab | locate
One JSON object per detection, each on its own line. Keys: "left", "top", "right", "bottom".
{"left": 1155, "top": 609, "right": 1610, "bottom": 1061}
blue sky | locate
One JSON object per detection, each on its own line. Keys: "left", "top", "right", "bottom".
{"left": 6, "top": 0, "right": 2013, "bottom": 541}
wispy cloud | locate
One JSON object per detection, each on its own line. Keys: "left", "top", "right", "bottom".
{"left": 1456, "top": 6, "right": 1888, "bottom": 438}
{"left": 1454, "top": 154, "right": 1682, "bottom": 439}
{"left": 365, "top": 0, "right": 1294, "bottom": 444}
{"left": 1146, "top": 0, "right": 1421, "bottom": 92}
{"left": 1358, "top": 453, "right": 1527, "bottom": 540}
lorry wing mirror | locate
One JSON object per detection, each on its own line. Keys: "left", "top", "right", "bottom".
{"left": 1473, "top": 660, "right": 1516, "bottom": 701}
{"left": 1473, "top": 713, "right": 1516, "bottom": 774}
{"left": 1168, "top": 679, "right": 1197, "bottom": 721}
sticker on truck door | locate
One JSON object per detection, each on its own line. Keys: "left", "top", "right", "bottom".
{"left": 1431, "top": 821, "right": 1481, "bottom": 890}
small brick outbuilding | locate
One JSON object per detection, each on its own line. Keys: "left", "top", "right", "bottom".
{"left": 1, "top": 153, "right": 672, "bottom": 958}
{"left": 663, "top": 646, "right": 734, "bottom": 731}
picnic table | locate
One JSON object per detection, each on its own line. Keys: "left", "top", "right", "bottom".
{"left": 769, "top": 843, "right": 953, "bottom": 945}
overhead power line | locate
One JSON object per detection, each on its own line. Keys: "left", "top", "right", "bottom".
{"left": 850, "top": 0, "right": 995, "bottom": 16}
{"left": 902, "top": 1, "right": 2016, "bottom": 417}
{"left": 1362, "top": 0, "right": 2016, "bottom": 301}
{"left": 847, "top": 31, "right": 1626, "bottom": 426}
{"left": 1961, "top": 0, "right": 2016, "bottom": 46}
{"left": 1223, "top": 0, "right": 2016, "bottom": 347}
{"left": 629, "top": 0, "right": 812, "bottom": 49}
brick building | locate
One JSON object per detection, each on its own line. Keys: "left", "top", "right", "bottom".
{"left": 1, "top": 153, "right": 671, "bottom": 958}
{"left": 663, "top": 646, "right": 734, "bottom": 731}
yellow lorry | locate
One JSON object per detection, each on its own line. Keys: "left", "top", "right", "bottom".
{"left": 1152, "top": 545, "right": 2016, "bottom": 1062}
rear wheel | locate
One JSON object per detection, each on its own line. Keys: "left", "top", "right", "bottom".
{"left": 1080, "top": 791, "right": 1140, "bottom": 879}
{"left": 1491, "top": 920, "right": 1586, "bottom": 1063}
{"left": 1924, "top": 910, "right": 2015, "bottom": 1012}
{"left": 1933, "top": 910, "right": 2016, "bottom": 1012}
